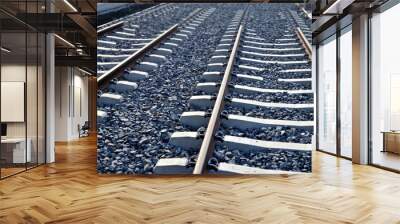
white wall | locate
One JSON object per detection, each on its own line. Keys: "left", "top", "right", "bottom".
{"left": 1, "top": 65, "right": 26, "bottom": 141}
{"left": 55, "top": 66, "right": 69, "bottom": 141}
{"left": 1, "top": 64, "right": 37, "bottom": 137}
{"left": 72, "top": 72, "right": 89, "bottom": 138}
{"left": 54, "top": 66, "right": 89, "bottom": 141}
{"left": 1, "top": 63, "right": 46, "bottom": 164}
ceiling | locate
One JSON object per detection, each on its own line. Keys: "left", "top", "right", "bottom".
{"left": 0, "top": 0, "right": 96, "bottom": 72}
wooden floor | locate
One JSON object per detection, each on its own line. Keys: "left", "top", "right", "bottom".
{"left": 0, "top": 167, "right": 26, "bottom": 178}
{"left": 372, "top": 150, "right": 400, "bottom": 171}
{"left": 1, "top": 135, "right": 400, "bottom": 224}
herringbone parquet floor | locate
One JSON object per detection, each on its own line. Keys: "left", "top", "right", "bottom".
{"left": 1, "top": 135, "right": 400, "bottom": 224}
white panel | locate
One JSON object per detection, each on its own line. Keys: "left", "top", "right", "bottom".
{"left": 1, "top": 82, "right": 25, "bottom": 122}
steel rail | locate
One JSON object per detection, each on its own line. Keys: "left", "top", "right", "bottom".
{"left": 180, "top": 8, "right": 203, "bottom": 24}
{"left": 301, "top": 7, "right": 312, "bottom": 20}
{"left": 296, "top": 27, "right": 312, "bottom": 60}
{"left": 295, "top": 3, "right": 312, "bottom": 20}
{"left": 97, "top": 4, "right": 167, "bottom": 32}
{"left": 97, "top": 24, "right": 178, "bottom": 87}
{"left": 288, "top": 10, "right": 312, "bottom": 61}
{"left": 97, "top": 21, "right": 124, "bottom": 35}
{"left": 193, "top": 25, "right": 244, "bottom": 175}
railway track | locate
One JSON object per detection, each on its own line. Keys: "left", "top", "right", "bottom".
{"left": 97, "top": 4, "right": 169, "bottom": 35}
{"left": 97, "top": 4, "right": 313, "bottom": 175}
{"left": 97, "top": 4, "right": 203, "bottom": 80}
{"left": 291, "top": 5, "right": 312, "bottom": 43}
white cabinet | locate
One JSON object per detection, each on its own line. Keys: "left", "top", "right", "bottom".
{"left": 1, "top": 138, "right": 32, "bottom": 163}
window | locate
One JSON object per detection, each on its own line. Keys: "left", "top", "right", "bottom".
{"left": 0, "top": 1, "right": 46, "bottom": 179}
{"left": 370, "top": 3, "right": 400, "bottom": 171}
{"left": 317, "top": 35, "right": 337, "bottom": 154}
{"left": 339, "top": 26, "right": 352, "bottom": 158}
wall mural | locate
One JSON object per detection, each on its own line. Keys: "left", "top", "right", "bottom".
{"left": 97, "top": 3, "right": 313, "bottom": 175}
